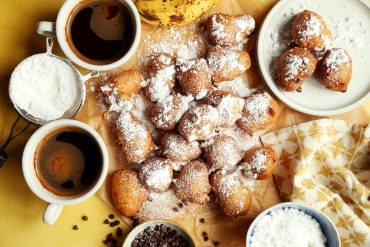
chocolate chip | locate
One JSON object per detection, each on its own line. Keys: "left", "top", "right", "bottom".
{"left": 199, "top": 218, "right": 205, "bottom": 223}
{"left": 173, "top": 207, "right": 179, "bottom": 212}
{"left": 132, "top": 224, "right": 188, "bottom": 246}
{"left": 103, "top": 219, "right": 109, "bottom": 224}
{"left": 203, "top": 235, "right": 209, "bottom": 241}
{"left": 109, "top": 214, "right": 115, "bottom": 219}
{"left": 214, "top": 240, "right": 220, "bottom": 246}
{"left": 72, "top": 225, "right": 79, "bottom": 230}
{"left": 178, "top": 202, "right": 183, "bottom": 208}
{"left": 116, "top": 227, "right": 123, "bottom": 237}
{"left": 82, "top": 215, "right": 88, "bottom": 221}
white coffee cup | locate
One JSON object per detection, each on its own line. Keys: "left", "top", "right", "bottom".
{"left": 36, "top": 0, "right": 141, "bottom": 71}
{"left": 22, "top": 120, "right": 108, "bottom": 225}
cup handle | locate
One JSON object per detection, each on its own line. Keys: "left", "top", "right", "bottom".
{"left": 43, "top": 203, "right": 63, "bottom": 225}
{"left": 36, "top": 21, "right": 57, "bottom": 38}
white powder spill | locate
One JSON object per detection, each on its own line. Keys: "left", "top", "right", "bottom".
{"left": 250, "top": 207, "right": 327, "bottom": 247}
{"left": 9, "top": 54, "right": 81, "bottom": 121}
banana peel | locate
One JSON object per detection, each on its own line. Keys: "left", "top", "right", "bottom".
{"left": 136, "top": 0, "right": 219, "bottom": 27}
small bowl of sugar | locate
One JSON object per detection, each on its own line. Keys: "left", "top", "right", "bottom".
{"left": 246, "top": 202, "right": 340, "bottom": 247}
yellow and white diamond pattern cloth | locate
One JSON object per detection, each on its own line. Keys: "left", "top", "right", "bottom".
{"left": 261, "top": 119, "right": 370, "bottom": 247}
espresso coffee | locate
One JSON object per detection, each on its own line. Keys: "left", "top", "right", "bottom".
{"left": 66, "top": 0, "right": 134, "bottom": 65}
{"left": 34, "top": 127, "right": 102, "bottom": 196}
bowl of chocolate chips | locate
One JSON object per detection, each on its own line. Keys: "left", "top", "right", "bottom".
{"left": 123, "top": 220, "right": 195, "bottom": 247}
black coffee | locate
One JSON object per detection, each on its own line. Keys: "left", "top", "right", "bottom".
{"left": 34, "top": 127, "right": 102, "bottom": 196}
{"left": 67, "top": 0, "right": 134, "bottom": 65}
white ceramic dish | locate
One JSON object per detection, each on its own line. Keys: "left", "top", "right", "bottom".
{"left": 257, "top": 0, "right": 370, "bottom": 116}
{"left": 122, "top": 220, "right": 195, "bottom": 247}
{"left": 246, "top": 202, "right": 340, "bottom": 247}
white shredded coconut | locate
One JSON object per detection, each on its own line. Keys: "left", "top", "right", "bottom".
{"left": 250, "top": 207, "right": 327, "bottom": 247}
{"left": 9, "top": 54, "right": 81, "bottom": 121}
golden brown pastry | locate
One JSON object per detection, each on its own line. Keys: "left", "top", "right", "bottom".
{"left": 210, "top": 170, "right": 251, "bottom": 216}
{"left": 236, "top": 91, "right": 278, "bottom": 133}
{"left": 319, "top": 48, "right": 352, "bottom": 92}
{"left": 143, "top": 53, "right": 176, "bottom": 102}
{"left": 176, "top": 58, "right": 212, "bottom": 99}
{"left": 178, "top": 104, "right": 219, "bottom": 141}
{"left": 203, "top": 135, "right": 243, "bottom": 172}
{"left": 241, "top": 146, "right": 278, "bottom": 180}
{"left": 116, "top": 111, "right": 155, "bottom": 164}
{"left": 111, "top": 169, "right": 149, "bottom": 217}
{"left": 174, "top": 161, "right": 211, "bottom": 204}
{"left": 107, "top": 69, "right": 143, "bottom": 100}
{"left": 206, "top": 90, "right": 244, "bottom": 128}
{"left": 204, "top": 13, "right": 255, "bottom": 46}
{"left": 149, "top": 93, "right": 193, "bottom": 131}
{"left": 138, "top": 157, "right": 173, "bottom": 193}
{"left": 291, "top": 10, "right": 332, "bottom": 52}
{"left": 278, "top": 47, "right": 317, "bottom": 92}
{"left": 207, "top": 46, "right": 251, "bottom": 84}
{"left": 160, "top": 132, "right": 201, "bottom": 162}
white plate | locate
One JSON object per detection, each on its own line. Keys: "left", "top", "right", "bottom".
{"left": 257, "top": 0, "right": 370, "bottom": 116}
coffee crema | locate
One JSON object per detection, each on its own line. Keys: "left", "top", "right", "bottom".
{"left": 66, "top": 0, "right": 134, "bottom": 65}
{"left": 34, "top": 127, "right": 102, "bottom": 196}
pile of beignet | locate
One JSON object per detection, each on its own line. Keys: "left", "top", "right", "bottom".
{"left": 102, "top": 13, "right": 280, "bottom": 218}
{"left": 278, "top": 10, "right": 352, "bottom": 93}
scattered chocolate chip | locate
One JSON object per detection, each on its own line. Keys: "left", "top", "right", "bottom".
{"left": 214, "top": 240, "right": 220, "bottom": 246}
{"left": 109, "top": 214, "right": 115, "bottom": 219}
{"left": 173, "top": 207, "right": 179, "bottom": 212}
{"left": 73, "top": 225, "right": 79, "bottom": 230}
{"left": 132, "top": 218, "right": 140, "bottom": 228}
{"left": 203, "top": 235, "right": 209, "bottom": 241}
{"left": 199, "top": 218, "right": 205, "bottom": 223}
{"left": 147, "top": 197, "right": 153, "bottom": 202}
{"left": 82, "top": 215, "right": 88, "bottom": 221}
{"left": 116, "top": 227, "right": 123, "bottom": 237}
{"left": 103, "top": 219, "right": 109, "bottom": 224}
{"left": 178, "top": 202, "right": 183, "bottom": 208}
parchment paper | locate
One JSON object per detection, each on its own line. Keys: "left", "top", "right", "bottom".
{"left": 75, "top": 0, "right": 370, "bottom": 246}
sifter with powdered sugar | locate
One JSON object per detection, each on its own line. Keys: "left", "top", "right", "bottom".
{"left": 0, "top": 38, "right": 86, "bottom": 168}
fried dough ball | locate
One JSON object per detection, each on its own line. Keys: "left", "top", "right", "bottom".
{"left": 319, "top": 48, "right": 352, "bottom": 92}
{"left": 278, "top": 47, "right": 317, "bottom": 92}
{"left": 204, "top": 13, "right": 255, "bottom": 46}
{"left": 143, "top": 53, "right": 176, "bottom": 102}
{"left": 176, "top": 58, "right": 212, "bottom": 99}
{"left": 174, "top": 161, "right": 211, "bottom": 204}
{"left": 149, "top": 94, "right": 193, "bottom": 131}
{"left": 207, "top": 46, "right": 251, "bottom": 84}
{"left": 111, "top": 169, "right": 149, "bottom": 217}
{"left": 206, "top": 90, "right": 244, "bottom": 128}
{"left": 116, "top": 111, "right": 155, "bottom": 164}
{"left": 107, "top": 69, "right": 143, "bottom": 100}
{"left": 178, "top": 104, "right": 219, "bottom": 142}
{"left": 160, "top": 132, "right": 202, "bottom": 162}
{"left": 241, "top": 146, "right": 278, "bottom": 180}
{"left": 203, "top": 135, "right": 243, "bottom": 172}
{"left": 210, "top": 170, "right": 252, "bottom": 216}
{"left": 138, "top": 157, "right": 173, "bottom": 193}
{"left": 236, "top": 91, "right": 278, "bottom": 133}
{"left": 292, "top": 10, "right": 332, "bottom": 52}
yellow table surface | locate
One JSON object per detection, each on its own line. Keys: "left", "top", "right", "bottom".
{"left": 0, "top": 0, "right": 369, "bottom": 247}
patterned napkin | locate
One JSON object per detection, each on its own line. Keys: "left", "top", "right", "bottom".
{"left": 260, "top": 119, "right": 370, "bottom": 247}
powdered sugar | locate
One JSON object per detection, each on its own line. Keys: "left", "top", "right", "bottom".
{"left": 242, "top": 92, "right": 271, "bottom": 125}
{"left": 9, "top": 54, "right": 82, "bottom": 121}
{"left": 242, "top": 149, "right": 268, "bottom": 174}
{"left": 207, "top": 48, "right": 246, "bottom": 74}
{"left": 298, "top": 13, "right": 322, "bottom": 39}
{"left": 250, "top": 207, "right": 326, "bottom": 247}
{"left": 217, "top": 76, "right": 257, "bottom": 98}
{"left": 140, "top": 159, "right": 172, "bottom": 191}
{"left": 284, "top": 55, "right": 310, "bottom": 80}
{"left": 144, "top": 65, "right": 176, "bottom": 102}
{"left": 323, "top": 48, "right": 350, "bottom": 71}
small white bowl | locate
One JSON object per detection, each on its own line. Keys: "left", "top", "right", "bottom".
{"left": 246, "top": 202, "right": 340, "bottom": 247}
{"left": 122, "top": 220, "right": 195, "bottom": 247}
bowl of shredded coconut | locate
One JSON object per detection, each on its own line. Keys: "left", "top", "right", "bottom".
{"left": 9, "top": 53, "right": 85, "bottom": 125}
{"left": 246, "top": 202, "right": 340, "bottom": 247}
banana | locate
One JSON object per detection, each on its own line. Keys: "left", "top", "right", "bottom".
{"left": 135, "top": 0, "right": 219, "bottom": 27}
